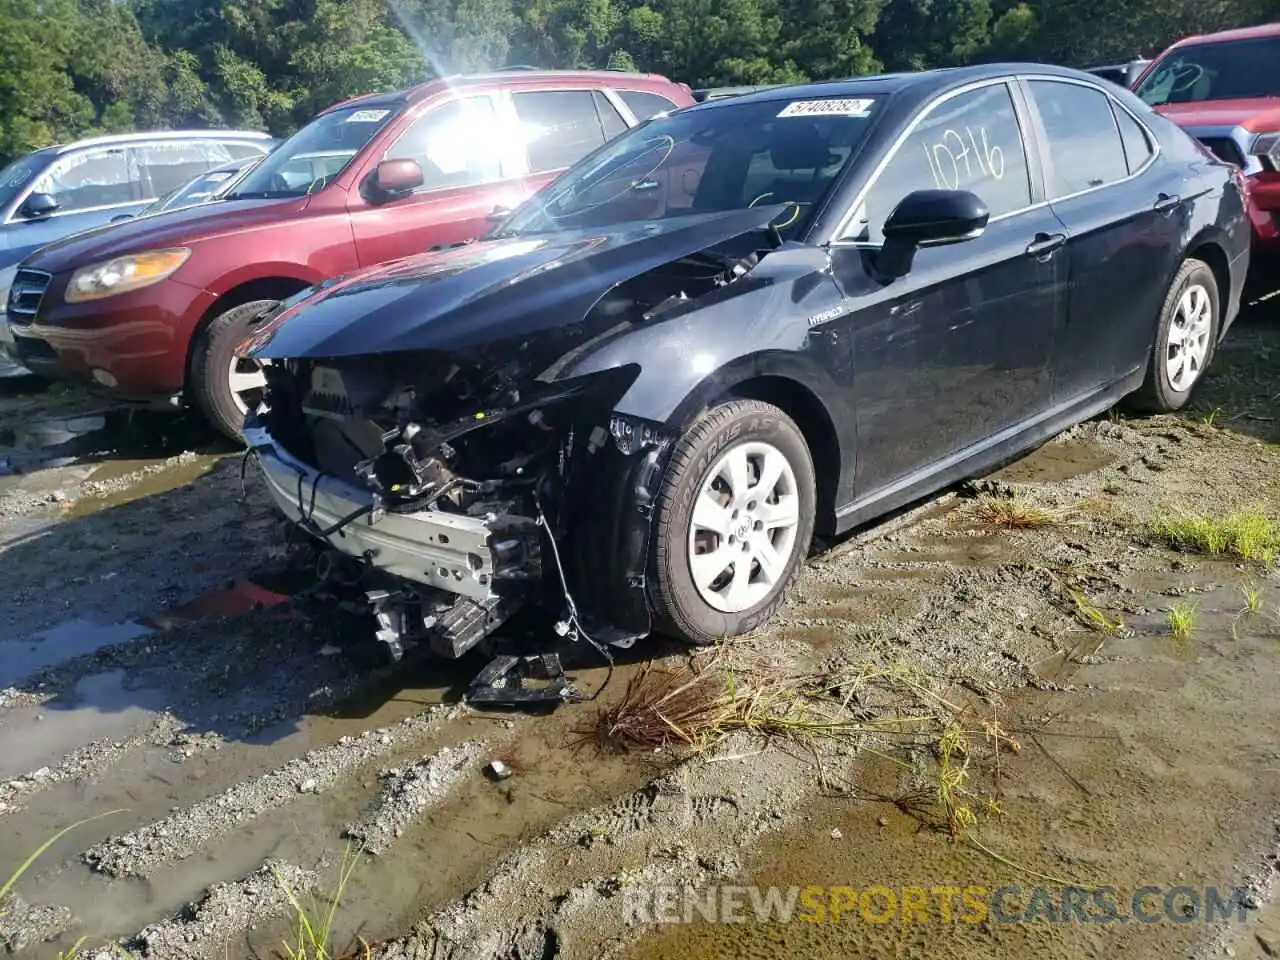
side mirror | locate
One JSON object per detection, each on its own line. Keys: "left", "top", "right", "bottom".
{"left": 372, "top": 159, "right": 424, "bottom": 200}
{"left": 20, "top": 193, "right": 59, "bottom": 219}
{"left": 876, "top": 189, "right": 989, "bottom": 280}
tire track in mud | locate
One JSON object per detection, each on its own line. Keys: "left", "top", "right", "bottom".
{"left": 82, "top": 703, "right": 471, "bottom": 879}
{"left": 345, "top": 740, "right": 488, "bottom": 855}
{"left": 128, "top": 860, "right": 319, "bottom": 960}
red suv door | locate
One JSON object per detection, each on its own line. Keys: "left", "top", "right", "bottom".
{"left": 348, "top": 93, "right": 532, "bottom": 266}
{"left": 348, "top": 83, "right": 645, "bottom": 267}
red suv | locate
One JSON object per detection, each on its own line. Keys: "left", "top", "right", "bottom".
{"left": 6, "top": 69, "right": 694, "bottom": 438}
{"left": 1132, "top": 24, "right": 1280, "bottom": 270}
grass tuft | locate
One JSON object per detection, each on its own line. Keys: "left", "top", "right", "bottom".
{"left": 273, "top": 842, "right": 368, "bottom": 960}
{"left": 1151, "top": 506, "right": 1280, "bottom": 564}
{"left": 1167, "top": 601, "right": 1197, "bottom": 643}
{"left": 583, "top": 653, "right": 1019, "bottom": 838}
{"left": 967, "top": 494, "right": 1077, "bottom": 530}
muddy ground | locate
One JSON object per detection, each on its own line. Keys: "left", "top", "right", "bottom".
{"left": 1, "top": 298, "right": 1278, "bottom": 960}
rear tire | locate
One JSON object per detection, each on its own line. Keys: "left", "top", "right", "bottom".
{"left": 1126, "top": 258, "right": 1219, "bottom": 414}
{"left": 189, "top": 299, "right": 277, "bottom": 442}
{"left": 647, "top": 399, "right": 816, "bottom": 645}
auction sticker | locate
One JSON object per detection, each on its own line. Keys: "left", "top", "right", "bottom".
{"left": 345, "top": 109, "right": 390, "bottom": 123}
{"left": 777, "top": 98, "right": 874, "bottom": 118}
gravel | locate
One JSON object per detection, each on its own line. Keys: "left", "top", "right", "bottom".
{"left": 345, "top": 741, "right": 488, "bottom": 855}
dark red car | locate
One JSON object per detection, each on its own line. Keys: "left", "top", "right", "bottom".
{"left": 6, "top": 69, "right": 693, "bottom": 438}
{"left": 1132, "top": 23, "right": 1280, "bottom": 272}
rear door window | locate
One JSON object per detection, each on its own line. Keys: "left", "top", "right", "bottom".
{"left": 31, "top": 146, "right": 139, "bottom": 212}
{"left": 131, "top": 140, "right": 221, "bottom": 199}
{"left": 385, "top": 95, "right": 506, "bottom": 190}
{"left": 221, "top": 141, "right": 269, "bottom": 159}
{"left": 1026, "top": 80, "right": 1130, "bottom": 197}
{"left": 513, "top": 90, "right": 608, "bottom": 174}
{"left": 618, "top": 90, "right": 678, "bottom": 122}
{"left": 847, "top": 82, "right": 1033, "bottom": 242}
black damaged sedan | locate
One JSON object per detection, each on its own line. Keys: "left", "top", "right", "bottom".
{"left": 241, "top": 63, "right": 1250, "bottom": 669}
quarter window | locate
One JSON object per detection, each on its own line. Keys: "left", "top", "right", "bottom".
{"left": 513, "top": 90, "right": 609, "bottom": 174}
{"left": 385, "top": 96, "right": 505, "bottom": 191}
{"left": 1026, "top": 80, "right": 1129, "bottom": 197}
{"left": 30, "top": 146, "right": 138, "bottom": 213}
{"left": 847, "top": 83, "right": 1032, "bottom": 243}
{"left": 618, "top": 90, "right": 678, "bottom": 122}
{"left": 1112, "top": 103, "right": 1154, "bottom": 174}
{"left": 594, "top": 92, "right": 628, "bottom": 138}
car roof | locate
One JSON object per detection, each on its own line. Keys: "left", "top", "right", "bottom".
{"left": 1162, "top": 21, "right": 1280, "bottom": 49}
{"left": 39, "top": 130, "right": 276, "bottom": 156}
{"left": 320, "top": 68, "right": 686, "bottom": 113}
{"left": 682, "top": 62, "right": 1103, "bottom": 113}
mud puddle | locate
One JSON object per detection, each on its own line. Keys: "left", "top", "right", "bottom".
{"left": 626, "top": 569, "right": 1280, "bottom": 960}
{"left": 990, "top": 437, "right": 1119, "bottom": 484}
{"left": 0, "top": 619, "right": 150, "bottom": 687}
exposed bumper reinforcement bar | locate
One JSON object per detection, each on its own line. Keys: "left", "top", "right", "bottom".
{"left": 246, "top": 423, "right": 498, "bottom": 603}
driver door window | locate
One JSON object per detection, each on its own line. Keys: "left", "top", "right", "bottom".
{"left": 31, "top": 146, "right": 140, "bottom": 214}
{"left": 844, "top": 83, "right": 1032, "bottom": 243}
{"left": 385, "top": 96, "right": 506, "bottom": 191}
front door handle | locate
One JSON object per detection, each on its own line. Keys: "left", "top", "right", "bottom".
{"left": 1154, "top": 192, "right": 1181, "bottom": 213}
{"left": 1025, "top": 232, "right": 1067, "bottom": 258}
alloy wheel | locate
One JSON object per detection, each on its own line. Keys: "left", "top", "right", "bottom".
{"left": 686, "top": 440, "right": 802, "bottom": 613}
{"left": 1166, "top": 283, "right": 1213, "bottom": 393}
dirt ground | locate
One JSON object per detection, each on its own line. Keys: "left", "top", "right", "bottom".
{"left": 1, "top": 295, "right": 1278, "bottom": 960}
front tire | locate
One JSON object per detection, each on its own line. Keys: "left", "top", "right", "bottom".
{"left": 1127, "top": 258, "right": 1219, "bottom": 413}
{"left": 189, "top": 299, "right": 278, "bottom": 442}
{"left": 647, "top": 399, "right": 816, "bottom": 645}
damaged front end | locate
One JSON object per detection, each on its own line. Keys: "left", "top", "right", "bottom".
{"left": 245, "top": 349, "right": 673, "bottom": 695}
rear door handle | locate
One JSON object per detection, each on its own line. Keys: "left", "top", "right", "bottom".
{"left": 1025, "top": 232, "right": 1067, "bottom": 258}
{"left": 1154, "top": 192, "right": 1181, "bottom": 213}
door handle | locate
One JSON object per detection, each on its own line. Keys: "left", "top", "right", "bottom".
{"left": 1025, "top": 232, "right": 1067, "bottom": 258}
{"left": 485, "top": 205, "right": 512, "bottom": 222}
{"left": 1154, "top": 192, "right": 1181, "bottom": 213}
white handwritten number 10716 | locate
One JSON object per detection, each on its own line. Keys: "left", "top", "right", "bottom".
{"left": 924, "top": 126, "right": 1005, "bottom": 190}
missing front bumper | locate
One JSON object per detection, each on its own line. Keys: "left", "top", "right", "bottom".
{"left": 247, "top": 422, "right": 502, "bottom": 603}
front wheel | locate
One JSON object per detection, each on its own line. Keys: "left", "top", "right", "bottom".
{"left": 189, "top": 299, "right": 278, "bottom": 442}
{"left": 1126, "top": 258, "right": 1219, "bottom": 413}
{"left": 647, "top": 399, "right": 816, "bottom": 645}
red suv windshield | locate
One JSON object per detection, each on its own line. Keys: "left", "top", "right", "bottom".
{"left": 1136, "top": 35, "right": 1280, "bottom": 106}
{"left": 228, "top": 105, "right": 400, "bottom": 199}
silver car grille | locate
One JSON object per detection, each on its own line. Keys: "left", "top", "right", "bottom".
{"left": 6, "top": 269, "right": 52, "bottom": 324}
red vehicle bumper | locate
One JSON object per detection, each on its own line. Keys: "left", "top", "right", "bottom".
{"left": 1244, "top": 173, "right": 1280, "bottom": 252}
{"left": 7, "top": 277, "right": 215, "bottom": 398}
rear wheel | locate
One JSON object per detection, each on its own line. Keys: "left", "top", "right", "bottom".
{"left": 1127, "top": 258, "right": 1219, "bottom": 413}
{"left": 647, "top": 399, "right": 816, "bottom": 645}
{"left": 189, "top": 299, "right": 277, "bottom": 441}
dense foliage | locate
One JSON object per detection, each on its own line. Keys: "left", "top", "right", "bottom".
{"left": 2, "top": 0, "right": 1278, "bottom": 162}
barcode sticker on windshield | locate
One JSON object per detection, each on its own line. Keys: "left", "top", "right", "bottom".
{"left": 345, "top": 109, "right": 390, "bottom": 123}
{"left": 777, "top": 99, "right": 873, "bottom": 118}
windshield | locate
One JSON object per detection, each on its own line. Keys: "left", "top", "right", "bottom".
{"left": 228, "top": 105, "right": 399, "bottom": 199}
{"left": 1135, "top": 36, "right": 1280, "bottom": 106}
{"left": 142, "top": 160, "right": 259, "bottom": 215}
{"left": 497, "top": 95, "right": 882, "bottom": 239}
{"left": 0, "top": 152, "right": 52, "bottom": 212}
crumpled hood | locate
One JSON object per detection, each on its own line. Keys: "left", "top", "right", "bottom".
{"left": 23, "top": 196, "right": 309, "bottom": 273}
{"left": 1156, "top": 98, "right": 1280, "bottom": 133}
{"left": 246, "top": 206, "right": 786, "bottom": 360}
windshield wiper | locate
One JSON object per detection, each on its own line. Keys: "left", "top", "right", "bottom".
{"left": 224, "top": 190, "right": 296, "bottom": 200}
